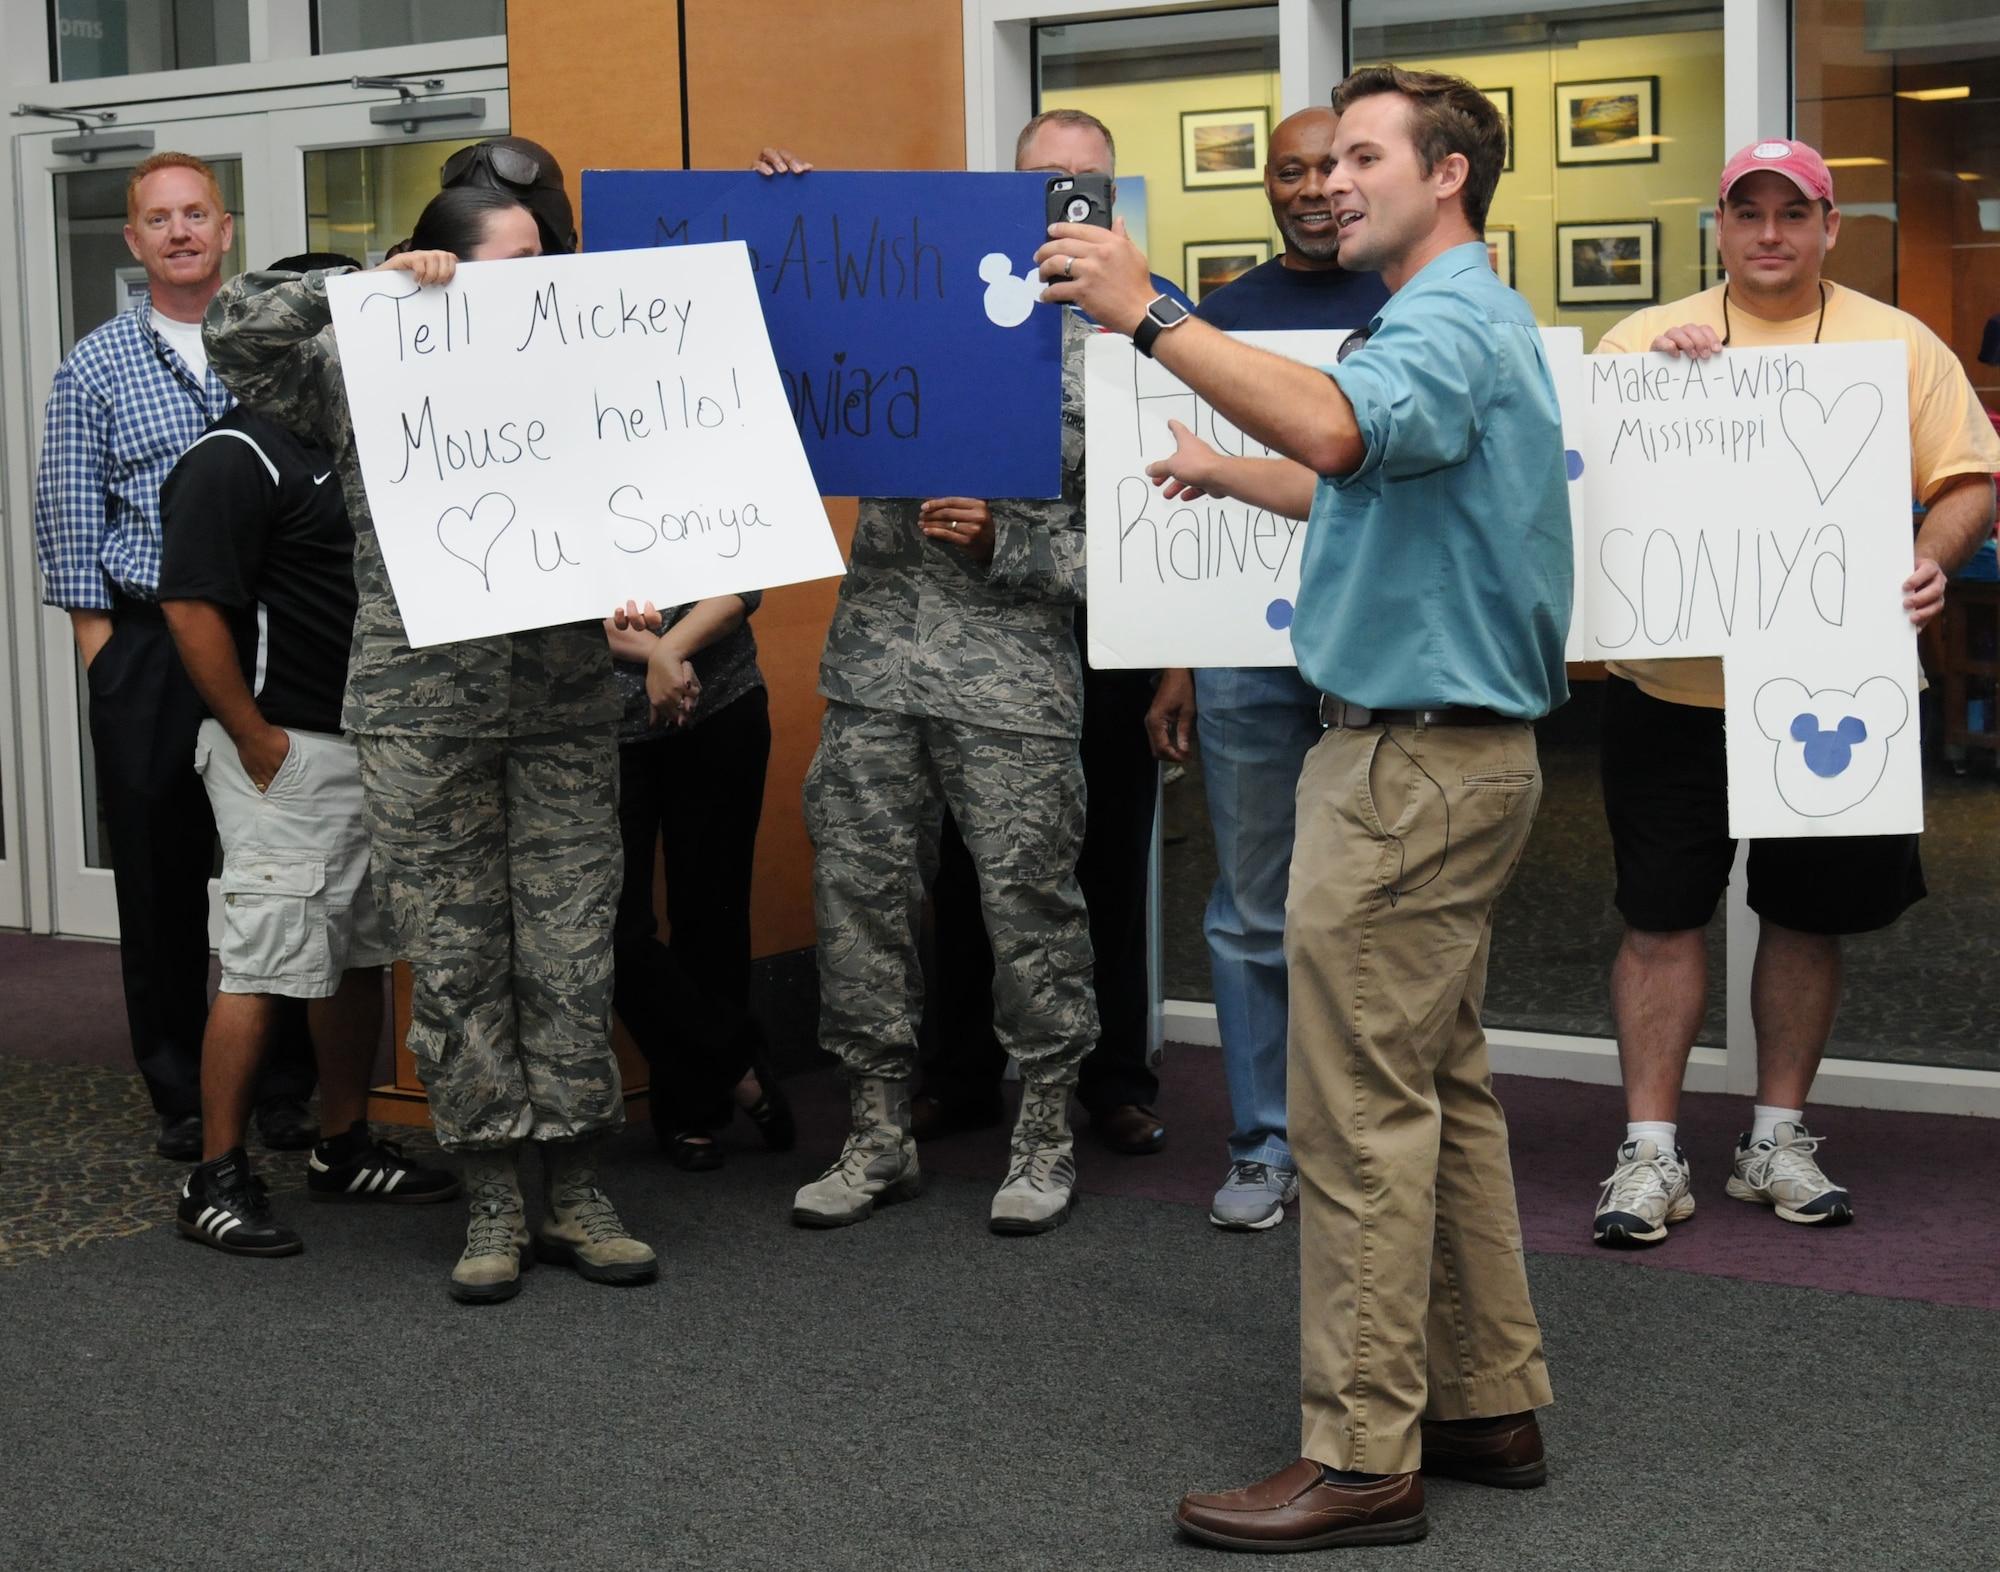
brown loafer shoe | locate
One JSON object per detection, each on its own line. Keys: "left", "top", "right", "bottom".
{"left": 1174, "top": 1458, "right": 1427, "bottom": 1551}
{"left": 1420, "top": 1411, "right": 1547, "bottom": 1489}
{"left": 1092, "top": 1102, "right": 1166, "bottom": 1155}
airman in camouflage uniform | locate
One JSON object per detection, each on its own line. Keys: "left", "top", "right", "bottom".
{"left": 205, "top": 261, "right": 656, "bottom": 1303}
{"left": 795, "top": 306, "right": 1099, "bottom": 1237}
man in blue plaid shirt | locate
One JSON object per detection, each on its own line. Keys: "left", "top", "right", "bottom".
{"left": 33, "top": 151, "right": 313, "bottom": 1160}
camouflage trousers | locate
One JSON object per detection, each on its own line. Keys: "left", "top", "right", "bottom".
{"left": 355, "top": 726, "right": 623, "bottom": 1152}
{"left": 804, "top": 702, "right": 1098, "bottom": 1085}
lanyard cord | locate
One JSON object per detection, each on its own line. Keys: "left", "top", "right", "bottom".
{"left": 144, "top": 309, "right": 219, "bottom": 421}
{"left": 1721, "top": 280, "right": 1827, "bottom": 347}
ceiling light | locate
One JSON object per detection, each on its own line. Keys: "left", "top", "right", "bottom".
{"left": 1957, "top": 172, "right": 1982, "bottom": 181}
{"left": 1896, "top": 86, "right": 1970, "bottom": 101}
{"left": 1823, "top": 157, "right": 1888, "bottom": 167}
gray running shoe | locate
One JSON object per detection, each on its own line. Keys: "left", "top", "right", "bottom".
{"left": 1209, "top": 1160, "right": 1298, "bottom": 1231}
{"left": 1593, "top": 1138, "right": 1694, "bottom": 1248}
{"left": 1726, "top": 1121, "right": 1853, "bottom": 1225}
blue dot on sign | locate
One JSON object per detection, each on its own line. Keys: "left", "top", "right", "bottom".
{"left": 1266, "top": 598, "right": 1294, "bottom": 630}
{"left": 1565, "top": 449, "right": 1585, "bottom": 482}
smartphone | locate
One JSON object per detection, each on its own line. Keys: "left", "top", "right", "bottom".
{"left": 1045, "top": 173, "right": 1114, "bottom": 230}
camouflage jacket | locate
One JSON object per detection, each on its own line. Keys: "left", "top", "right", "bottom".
{"left": 817, "top": 309, "right": 1091, "bottom": 741}
{"left": 204, "top": 269, "right": 618, "bottom": 739}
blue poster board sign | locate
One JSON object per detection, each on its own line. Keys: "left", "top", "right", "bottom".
{"left": 582, "top": 170, "right": 1063, "bottom": 499}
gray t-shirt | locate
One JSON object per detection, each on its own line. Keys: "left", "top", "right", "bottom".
{"left": 615, "top": 592, "right": 764, "bottom": 744}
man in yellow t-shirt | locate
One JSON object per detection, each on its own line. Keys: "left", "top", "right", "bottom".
{"left": 1588, "top": 139, "right": 1999, "bottom": 1250}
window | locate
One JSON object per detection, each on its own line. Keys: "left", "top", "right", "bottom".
{"left": 305, "top": 138, "right": 482, "bottom": 265}
{"left": 1795, "top": 0, "right": 2000, "bottom": 1073}
{"left": 51, "top": 0, "right": 251, "bottom": 80}
{"left": 1350, "top": 2, "right": 1729, "bottom": 1041}
{"left": 1035, "top": 7, "right": 1282, "bottom": 297}
{"left": 314, "top": 0, "right": 505, "bottom": 53}
{"left": 1034, "top": 6, "right": 1283, "bottom": 1008}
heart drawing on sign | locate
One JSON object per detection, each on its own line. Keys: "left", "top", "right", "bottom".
{"left": 436, "top": 492, "right": 517, "bottom": 591}
{"left": 1778, "top": 383, "right": 1884, "bottom": 505}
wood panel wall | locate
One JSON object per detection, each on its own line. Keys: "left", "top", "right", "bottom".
{"left": 505, "top": 0, "right": 967, "bottom": 960}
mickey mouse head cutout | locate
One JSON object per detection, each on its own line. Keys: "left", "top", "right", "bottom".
{"left": 1752, "top": 676, "right": 1909, "bottom": 820}
{"left": 979, "top": 252, "right": 1043, "bottom": 328}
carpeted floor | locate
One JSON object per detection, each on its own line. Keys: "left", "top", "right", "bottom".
{"left": 6, "top": 929, "right": 1998, "bottom": 1567}
{"left": 2, "top": 1137, "right": 1997, "bottom": 1572}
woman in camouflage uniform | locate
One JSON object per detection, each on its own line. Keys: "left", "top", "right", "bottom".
{"left": 205, "top": 187, "right": 656, "bottom": 1304}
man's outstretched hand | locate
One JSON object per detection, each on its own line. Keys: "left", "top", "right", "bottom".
{"left": 1148, "top": 420, "right": 1224, "bottom": 501}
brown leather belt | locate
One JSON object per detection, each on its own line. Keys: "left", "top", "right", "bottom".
{"left": 1317, "top": 694, "right": 1516, "bottom": 730}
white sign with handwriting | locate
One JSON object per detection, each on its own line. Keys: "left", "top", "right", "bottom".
{"left": 1577, "top": 340, "right": 1919, "bottom": 838}
{"left": 1083, "top": 327, "right": 1588, "bottom": 668}
{"left": 328, "top": 242, "right": 843, "bottom": 647}
{"left": 1083, "top": 330, "right": 1348, "bottom": 669}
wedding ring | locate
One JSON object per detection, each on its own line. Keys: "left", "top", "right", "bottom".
{"left": 1063, "top": 255, "right": 1075, "bottom": 278}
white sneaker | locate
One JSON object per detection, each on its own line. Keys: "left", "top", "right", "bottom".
{"left": 1592, "top": 1138, "right": 1694, "bottom": 1248}
{"left": 1726, "top": 1121, "right": 1853, "bottom": 1225}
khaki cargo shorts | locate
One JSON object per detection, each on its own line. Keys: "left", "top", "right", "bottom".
{"left": 195, "top": 718, "right": 393, "bottom": 998}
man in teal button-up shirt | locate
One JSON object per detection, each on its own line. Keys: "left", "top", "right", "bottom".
{"left": 1297, "top": 247, "right": 1571, "bottom": 717}
{"left": 1044, "top": 65, "right": 1565, "bottom": 1551}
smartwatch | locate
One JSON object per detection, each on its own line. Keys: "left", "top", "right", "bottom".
{"left": 1132, "top": 293, "right": 1191, "bottom": 358}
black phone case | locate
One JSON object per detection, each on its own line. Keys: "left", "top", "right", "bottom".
{"left": 1045, "top": 174, "right": 1114, "bottom": 230}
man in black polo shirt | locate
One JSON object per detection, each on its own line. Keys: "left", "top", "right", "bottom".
{"left": 159, "top": 255, "right": 456, "bottom": 1255}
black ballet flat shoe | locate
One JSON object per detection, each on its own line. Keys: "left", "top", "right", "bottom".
{"left": 666, "top": 1132, "right": 725, "bottom": 1172}
{"left": 742, "top": 1071, "right": 796, "bottom": 1154}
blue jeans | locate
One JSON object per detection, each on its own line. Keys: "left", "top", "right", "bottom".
{"left": 1194, "top": 666, "right": 1323, "bottom": 1169}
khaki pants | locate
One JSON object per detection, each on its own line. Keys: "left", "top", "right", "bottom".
{"left": 1286, "top": 722, "right": 1553, "bottom": 1474}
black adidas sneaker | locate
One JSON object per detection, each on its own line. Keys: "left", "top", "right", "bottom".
{"left": 307, "top": 1121, "right": 461, "bottom": 1204}
{"left": 177, "top": 1149, "right": 303, "bottom": 1257}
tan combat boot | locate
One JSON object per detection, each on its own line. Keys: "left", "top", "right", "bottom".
{"left": 449, "top": 1146, "right": 530, "bottom": 1304}
{"left": 790, "top": 1075, "right": 922, "bottom": 1228}
{"left": 990, "top": 1076, "right": 1077, "bottom": 1235}
{"left": 533, "top": 1135, "right": 659, "bottom": 1286}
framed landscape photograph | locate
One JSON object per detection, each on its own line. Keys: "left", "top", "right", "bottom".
{"left": 1185, "top": 240, "right": 1270, "bottom": 303}
{"left": 1554, "top": 77, "right": 1659, "bottom": 165}
{"left": 1699, "top": 208, "right": 1726, "bottom": 289}
{"left": 1484, "top": 225, "right": 1515, "bottom": 287}
{"left": 1181, "top": 107, "right": 1269, "bottom": 189}
{"left": 1478, "top": 87, "right": 1514, "bottom": 172}
{"left": 1556, "top": 220, "right": 1659, "bottom": 306}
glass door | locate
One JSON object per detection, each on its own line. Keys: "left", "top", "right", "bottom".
{"left": 18, "top": 114, "right": 273, "bottom": 940}
{"left": 14, "top": 92, "right": 507, "bottom": 939}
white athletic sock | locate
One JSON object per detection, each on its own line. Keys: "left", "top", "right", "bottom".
{"left": 1750, "top": 1105, "right": 1803, "bottom": 1145}
{"left": 1625, "top": 1120, "right": 1678, "bottom": 1155}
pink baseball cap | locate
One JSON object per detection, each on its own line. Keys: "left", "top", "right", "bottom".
{"left": 1719, "top": 139, "right": 1834, "bottom": 204}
